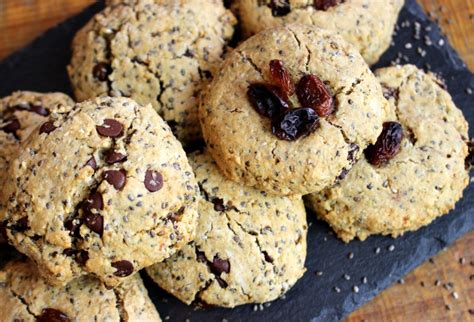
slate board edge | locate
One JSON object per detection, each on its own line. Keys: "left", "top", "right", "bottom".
{"left": 0, "top": 1, "right": 472, "bottom": 322}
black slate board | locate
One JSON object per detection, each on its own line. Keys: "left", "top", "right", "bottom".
{"left": 0, "top": 1, "right": 473, "bottom": 321}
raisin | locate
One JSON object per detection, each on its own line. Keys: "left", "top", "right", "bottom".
{"left": 247, "top": 83, "right": 290, "bottom": 118}
{"left": 37, "top": 308, "right": 69, "bottom": 322}
{"left": 314, "top": 0, "right": 344, "bottom": 11}
{"left": 93, "top": 62, "right": 111, "bottom": 81}
{"left": 296, "top": 74, "right": 334, "bottom": 117}
{"left": 365, "top": 122, "right": 404, "bottom": 166}
{"left": 268, "top": 0, "right": 291, "bottom": 17}
{"left": 269, "top": 59, "right": 295, "bottom": 95}
{"left": 272, "top": 108, "right": 319, "bottom": 141}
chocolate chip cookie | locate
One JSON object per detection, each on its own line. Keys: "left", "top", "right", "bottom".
{"left": 68, "top": 0, "right": 236, "bottom": 144}
{"left": 0, "top": 91, "right": 74, "bottom": 191}
{"left": 0, "top": 259, "right": 161, "bottom": 321}
{"left": 1, "top": 96, "right": 199, "bottom": 287}
{"left": 234, "top": 0, "right": 404, "bottom": 65}
{"left": 200, "top": 24, "right": 389, "bottom": 196}
{"left": 306, "top": 65, "right": 470, "bottom": 242}
{"left": 146, "top": 151, "right": 307, "bottom": 308}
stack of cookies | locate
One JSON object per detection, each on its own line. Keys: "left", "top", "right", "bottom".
{"left": 0, "top": 0, "right": 471, "bottom": 319}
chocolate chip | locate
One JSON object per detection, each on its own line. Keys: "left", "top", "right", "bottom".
{"left": 104, "top": 169, "right": 126, "bottom": 190}
{"left": 75, "top": 250, "right": 89, "bottom": 265}
{"left": 85, "top": 157, "right": 97, "bottom": 170}
{"left": 314, "top": 0, "right": 344, "bottom": 11}
{"left": 84, "top": 213, "right": 103, "bottom": 236}
{"left": 2, "top": 118, "right": 20, "bottom": 134}
{"left": 111, "top": 260, "right": 134, "bottom": 277}
{"left": 37, "top": 308, "right": 69, "bottom": 322}
{"left": 65, "top": 218, "right": 82, "bottom": 237}
{"left": 105, "top": 151, "right": 127, "bottom": 164}
{"left": 196, "top": 249, "right": 207, "bottom": 263}
{"left": 93, "top": 62, "right": 111, "bottom": 81}
{"left": 84, "top": 191, "right": 104, "bottom": 213}
{"left": 96, "top": 119, "right": 124, "bottom": 138}
{"left": 39, "top": 121, "right": 56, "bottom": 134}
{"left": 30, "top": 104, "right": 49, "bottom": 116}
{"left": 212, "top": 198, "right": 226, "bottom": 212}
{"left": 210, "top": 256, "right": 230, "bottom": 275}
{"left": 263, "top": 251, "right": 274, "bottom": 263}
{"left": 268, "top": 0, "right": 291, "bottom": 16}
{"left": 12, "top": 216, "right": 29, "bottom": 232}
{"left": 144, "top": 169, "right": 163, "bottom": 192}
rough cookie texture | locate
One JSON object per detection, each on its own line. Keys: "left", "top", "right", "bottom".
{"left": 68, "top": 0, "right": 236, "bottom": 144}
{"left": 146, "top": 151, "right": 307, "bottom": 308}
{"left": 200, "top": 24, "right": 389, "bottom": 195}
{"left": 0, "top": 259, "right": 161, "bottom": 321}
{"left": 234, "top": 0, "right": 404, "bottom": 65}
{"left": 0, "top": 91, "right": 74, "bottom": 190}
{"left": 1, "top": 96, "right": 199, "bottom": 287}
{"left": 306, "top": 65, "right": 470, "bottom": 242}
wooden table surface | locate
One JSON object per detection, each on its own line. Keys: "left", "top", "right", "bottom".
{"left": 0, "top": 1, "right": 472, "bottom": 321}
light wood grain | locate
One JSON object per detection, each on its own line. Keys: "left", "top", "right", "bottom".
{"left": 0, "top": 0, "right": 472, "bottom": 321}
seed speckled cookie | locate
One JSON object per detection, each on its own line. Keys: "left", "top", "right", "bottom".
{"left": 68, "top": 0, "right": 236, "bottom": 144}
{"left": 306, "top": 65, "right": 470, "bottom": 242}
{"left": 200, "top": 24, "right": 389, "bottom": 196}
{"left": 1, "top": 96, "right": 199, "bottom": 287}
{"left": 234, "top": 0, "right": 404, "bottom": 65}
{"left": 0, "top": 91, "right": 74, "bottom": 190}
{"left": 0, "top": 259, "right": 161, "bottom": 322}
{"left": 146, "top": 151, "right": 307, "bottom": 308}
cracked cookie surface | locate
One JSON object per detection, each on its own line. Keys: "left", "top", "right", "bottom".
{"left": 68, "top": 0, "right": 236, "bottom": 145}
{"left": 306, "top": 65, "right": 470, "bottom": 242}
{"left": 146, "top": 151, "right": 307, "bottom": 308}
{"left": 0, "top": 91, "right": 74, "bottom": 195}
{"left": 0, "top": 259, "right": 161, "bottom": 321}
{"left": 234, "top": 0, "right": 403, "bottom": 65}
{"left": 200, "top": 24, "right": 389, "bottom": 195}
{"left": 1, "top": 96, "right": 199, "bottom": 287}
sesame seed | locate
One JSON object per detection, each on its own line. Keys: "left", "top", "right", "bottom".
{"left": 259, "top": 304, "right": 264, "bottom": 311}
{"left": 452, "top": 292, "right": 459, "bottom": 300}
{"left": 315, "top": 271, "right": 323, "bottom": 276}
{"left": 435, "top": 280, "right": 441, "bottom": 286}
{"left": 375, "top": 247, "right": 381, "bottom": 254}
{"left": 399, "top": 278, "right": 405, "bottom": 284}
{"left": 466, "top": 88, "right": 472, "bottom": 95}
{"left": 444, "top": 282, "right": 453, "bottom": 290}
{"left": 353, "top": 286, "right": 359, "bottom": 293}
{"left": 405, "top": 43, "right": 413, "bottom": 49}
{"left": 344, "top": 274, "right": 351, "bottom": 281}
{"left": 222, "top": 319, "right": 228, "bottom": 322}
{"left": 348, "top": 252, "right": 354, "bottom": 259}
{"left": 334, "top": 287, "right": 341, "bottom": 293}
{"left": 460, "top": 258, "right": 466, "bottom": 265}
{"left": 362, "top": 277, "right": 368, "bottom": 284}
{"left": 438, "top": 39, "right": 445, "bottom": 46}
{"left": 429, "top": 258, "right": 435, "bottom": 264}
{"left": 388, "top": 245, "right": 395, "bottom": 252}
{"left": 185, "top": 319, "right": 191, "bottom": 322}
{"left": 446, "top": 304, "right": 451, "bottom": 311}
{"left": 164, "top": 316, "right": 170, "bottom": 321}
{"left": 253, "top": 305, "right": 258, "bottom": 312}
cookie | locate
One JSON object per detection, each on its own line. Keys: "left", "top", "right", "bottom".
{"left": 146, "top": 151, "right": 307, "bottom": 308}
{"left": 233, "top": 0, "right": 403, "bottom": 65}
{"left": 306, "top": 65, "right": 470, "bottom": 242}
{"left": 0, "top": 259, "right": 161, "bottom": 321}
{"left": 1, "top": 96, "right": 199, "bottom": 287}
{"left": 199, "top": 24, "right": 389, "bottom": 196}
{"left": 68, "top": 0, "right": 236, "bottom": 144}
{"left": 0, "top": 91, "right": 74, "bottom": 190}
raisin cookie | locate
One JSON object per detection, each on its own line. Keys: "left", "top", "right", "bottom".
{"left": 1, "top": 96, "right": 199, "bottom": 287}
{"left": 234, "top": 0, "right": 404, "bottom": 65}
{"left": 200, "top": 24, "right": 389, "bottom": 196}
{"left": 0, "top": 259, "right": 161, "bottom": 321}
{"left": 306, "top": 65, "right": 470, "bottom": 242}
{"left": 68, "top": 0, "right": 236, "bottom": 144}
{"left": 0, "top": 91, "right": 74, "bottom": 189}
{"left": 146, "top": 151, "right": 307, "bottom": 308}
